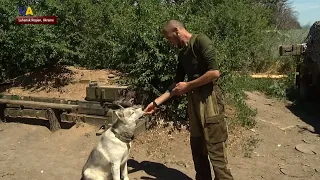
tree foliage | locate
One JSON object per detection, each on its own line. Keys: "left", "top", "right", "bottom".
{"left": 250, "top": 0, "right": 301, "bottom": 29}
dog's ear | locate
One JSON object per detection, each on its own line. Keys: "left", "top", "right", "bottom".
{"left": 115, "top": 109, "right": 125, "bottom": 121}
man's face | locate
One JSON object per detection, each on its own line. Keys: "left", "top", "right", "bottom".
{"left": 163, "top": 28, "right": 182, "bottom": 48}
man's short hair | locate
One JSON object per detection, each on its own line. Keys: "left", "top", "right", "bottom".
{"left": 163, "top": 20, "right": 185, "bottom": 33}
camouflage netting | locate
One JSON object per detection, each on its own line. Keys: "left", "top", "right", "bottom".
{"left": 304, "top": 21, "right": 320, "bottom": 64}
{"left": 302, "top": 21, "right": 320, "bottom": 90}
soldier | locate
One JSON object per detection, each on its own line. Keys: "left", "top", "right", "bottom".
{"left": 144, "top": 20, "right": 234, "bottom": 180}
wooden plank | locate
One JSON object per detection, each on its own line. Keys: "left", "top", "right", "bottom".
{"left": 0, "top": 94, "right": 118, "bottom": 106}
{"left": 85, "top": 85, "right": 131, "bottom": 102}
{"left": 4, "top": 108, "right": 47, "bottom": 119}
{"left": 0, "top": 94, "right": 121, "bottom": 117}
{"left": 0, "top": 94, "right": 75, "bottom": 104}
{"left": 97, "top": 85, "right": 128, "bottom": 89}
{"left": 0, "top": 94, "right": 17, "bottom": 100}
{"left": 76, "top": 106, "right": 106, "bottom": 116}
{"left": 27, "top": 96, "right": 69, "bottom": 104}
{"left": 76, "top": 101, "right": 106, "bottom": 107}
{"left": 6, "top": 104, "right": 21, "bottom": 108}
{"left": 71, "top": 102, "right": 115, "bottom": 116}
{"left": 61, "top": 113, "right": 113, "bottom": 125}
{"left": 250, "top": 74, "right": 288, "bottom": 79}
{"left": 0, "top": 99, "right": 79, "bottom": 110}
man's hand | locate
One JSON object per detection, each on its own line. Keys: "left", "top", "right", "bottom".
{"left": 144, "top": 102, "right": 157, "bottom": 115}
{"left": 143, "top": 90, "right": 174, "bottom": 115}
{"left": 172, "top": 82, "right": 190, "bottom": 96}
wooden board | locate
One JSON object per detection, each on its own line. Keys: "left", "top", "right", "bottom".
{"left": 0, "top": 94, "right": 119, "bottom": 107}
{"left": 4, "top": 108, "right": 48, "bottom": 119}
{"left": 0, "top": 99, "right": 78, "bottom": 110}
{"left": 61, "top": 112, "right": 111, "bottom": 123}
{"left": 250, "top": 74, "right": 288, "bottom": 79}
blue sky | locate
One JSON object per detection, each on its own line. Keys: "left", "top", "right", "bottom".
{"left": 290, "top": 0, "right": 320, "bottom": 26}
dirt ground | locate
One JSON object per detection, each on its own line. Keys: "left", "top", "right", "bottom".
{"left": 0, "top": 66, "right": 121, "bottom": 100}
{"left": 0, "top": 66, "right": 319, "bottom": 180}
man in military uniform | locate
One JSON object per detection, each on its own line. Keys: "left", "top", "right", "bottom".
{"left": 144, "top": 20, "right": 234, "bottom": 180}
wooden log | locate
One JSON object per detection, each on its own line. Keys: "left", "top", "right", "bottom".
{"left": 61, "top": 112, "right": 113, "bottom": 125}
{"left": 0, "top": 94, "right": 78, "bottom": 105}
{"left": 4, "top": 108, "right": 47, "bottom": 119}
{"left": 0, "top": 94, "right": 119, "bottom": 107}
{"left": 250, "top": 74, "right": 288, "bottom": 79}
{"left": 0, "top": 104, "right": 5, "bottom": 122}
{"left": 0, "top": 99, "right": 79, "bottom": 110}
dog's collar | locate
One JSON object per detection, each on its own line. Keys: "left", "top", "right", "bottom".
{"left": 111, "top": 127, "right": 134, "bottom": 144}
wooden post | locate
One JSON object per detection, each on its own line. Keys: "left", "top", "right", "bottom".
{"left": 0, "top": 104, "right": 5, "bottom": 123}
{"left": 46, "top": 108, "right": 62, "bottom": 132}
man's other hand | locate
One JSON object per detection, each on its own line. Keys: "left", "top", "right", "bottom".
{"left": 172, "top": 82, "right": 190, "bottom": 95}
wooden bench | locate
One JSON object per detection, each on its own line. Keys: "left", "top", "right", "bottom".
{"left": 0, "top": 99, "right": 79, "bottom": 132}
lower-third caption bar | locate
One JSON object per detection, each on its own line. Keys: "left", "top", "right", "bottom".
{"left": 16, "top": 16, "right": 57, "bottom": 24}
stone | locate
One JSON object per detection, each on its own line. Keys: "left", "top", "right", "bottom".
{"left": 295, "top": 143, "right": 317, "bottom": 155}
{"left": 280, "top": 164, "right": 315, "bottom": 177}
{"left": 108, "top": 74, "right": 116, "bottom": 78}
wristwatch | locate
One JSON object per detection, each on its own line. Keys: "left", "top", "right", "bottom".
{"left": 153, "top": 100, "right": 159, "bottom": 108}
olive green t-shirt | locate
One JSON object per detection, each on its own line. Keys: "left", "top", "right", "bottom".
{"left": 174, "top": 33, "right": 218, "bottom": 83}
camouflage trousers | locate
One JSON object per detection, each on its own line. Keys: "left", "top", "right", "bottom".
{"left": 187, "top": 83, "right": 233, "bottom": 180}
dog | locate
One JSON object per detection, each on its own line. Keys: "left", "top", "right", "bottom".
{"left": 81, "top": 105, "right": 145, "bottom": 180}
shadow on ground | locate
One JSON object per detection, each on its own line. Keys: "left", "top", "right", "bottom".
{"left": 0, "top": 65, "right": 75, "bottom": 93}
{"left": 284, "top": 85, "right": 320, "bottom": 135}
{"left": 128, "top": 159, "right": 193, "bottom": 180}
{"left": 2, "top": 117, "right": 75, "bottom": 130}
{"left": 286, "top": 101, "right": 320, "bottom": 135}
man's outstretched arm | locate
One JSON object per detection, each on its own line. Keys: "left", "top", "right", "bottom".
{"left": 144, "top": 61, "right": 186, "bottom": 114}
{"left": 155, "top": 59, "right": 186, "bottom": 106}
{"left": 143, "top": 82, "right": 177, "bottom": 114}
{"left": 153, "top": 82, "right": 176, "bottom": 105}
